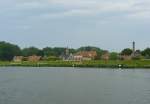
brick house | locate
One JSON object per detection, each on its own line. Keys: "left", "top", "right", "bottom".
{"left": 28, "top": 55, "right": 41, "bottom": 62}
{"left": 74, "top": 51, "right": 97, "bottom": 61}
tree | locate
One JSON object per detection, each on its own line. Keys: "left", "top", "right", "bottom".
{"left": 77, "top": 46, "right": 101, "bottom": 52}
{"left": 43, "top": 47, "right": 55, "bottom": 57}
{"left": 53, "top": 47, "right": 66, "bottom": 57}
{"left": 141, "top": 48, "right": 150, "bottom": 59}
{"left": 121, "top": 48, "right": 133, "bottom": 55}
{"left": 110, "top": 52, "right": 118, "bottom": 60}
{"left": 0, "top": 41, "right": 21, "bottom": 61}
{"left": 22, "top": 47, "right": 43, "bottom": 56}
{"left": 68, "top": 48, "right": 76, "bottom": 54}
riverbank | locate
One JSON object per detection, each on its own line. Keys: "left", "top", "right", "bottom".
{"left": 0, "top": 60, "right": 150, "bottom": 68}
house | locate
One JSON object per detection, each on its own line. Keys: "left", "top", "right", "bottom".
{"left": 74, "top": 51, "right": 97, "bottom": 61}
{"left": 120, "top": 42, "right": 141, "bottom": 60}
{"left": 73, "top": 55, "right": 83, "bottom": 61}
{"left": 13, "top": 56, "right": 24, "bottom": 62}
{"left": 101, "top": 51, "right": 110, "bottom": 60}
{"left": 131, "top": 50, "right": 141, "bottom": 57}
{"left": 119, "top": 55, "right": 132, "bottom": 60}
{"left": 28, "top": 55, "right": 41, "bottom": 62}
{"left": 131, "top": 50, "right": 142, "bottom": 59}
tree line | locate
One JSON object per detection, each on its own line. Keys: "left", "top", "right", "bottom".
{"left": 0, "top": 41, "right": 150, "bottom": 61}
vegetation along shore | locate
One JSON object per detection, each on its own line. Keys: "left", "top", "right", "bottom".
{"left": 0, "top": 60, "right": 150, "bottom": 68}
{"left": 0, "top": 41, "right": 150, "bottom": 68}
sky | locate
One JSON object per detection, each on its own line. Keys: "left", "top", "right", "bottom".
{"left": 0, "top": 0, "right": 150, "bottom": 51}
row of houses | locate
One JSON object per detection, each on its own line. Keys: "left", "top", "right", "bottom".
{"left": 60, "top": 48, "right": 110, "bottom": 61}
{"left": 13, "top": 55, "right": 41, "bottom": 62}
{"left": 13, "top": 51, "right": 141, "bottom": 62}
{"left": 13, "top": 50, "right": 109, "bottom": 62}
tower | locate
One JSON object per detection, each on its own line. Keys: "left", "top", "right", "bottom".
{"left": 65, "top": 47, "right": 69, "bottom": 56}
{"left": 132, "top": 41, "right": 135, "bottom": 53}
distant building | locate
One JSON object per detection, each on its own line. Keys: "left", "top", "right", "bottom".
{"left": 120, "top": 42, "right": 141, "bottom": 60}
{"left": 133, "top": 41, "right": 135, "bottom": 53}
{"left": 101, "top": 51, "right": 110, "bottom": 60}
{"left": 131, "top": 42, "right": 142, "bottom": 59}
{"left": 74, "top": 51, "right": 97, "bottom": 61}
{"left": 73, "top": 55, "right": 83, "bottom": 61}
{"left": 131, "top": 50, "right": 141, "bottom": 59}
{"left": 131, "top": 41, "right": 136, "bottom": 56}
{"left": 60, "top": 47, "right": 74, "bottom": 61}
{"left": 28, "top": 55, "right": 41, "bottom": 62}
{"left": 60, "top": 49, "right": 97, "bottom": 61}
{"left": 120, "top": 55, "right": 132, "bottom": 60}
{"left": 13, "top": 56, "right": 24, "bottom": 62}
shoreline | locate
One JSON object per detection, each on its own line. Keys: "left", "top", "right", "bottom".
{"left": 0, "top": 60, "right": 150, "bottom": 68}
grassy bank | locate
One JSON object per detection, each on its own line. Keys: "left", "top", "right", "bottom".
{"left": 0, "top": 60, "right": 150, "bottom": 68}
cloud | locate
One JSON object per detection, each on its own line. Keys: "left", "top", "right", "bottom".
{"left": 0, "top": 0, "right": 150, "bottom": 50}
{"left": 37, "top": 0, "right": 150, "bottom": 19}
{"left": 128, "top": 11, "right": 150, "bottom": 19}
{"left": 0, "top": 0, "right": 150, "bottom": 23}
{"left": 1, "top": 0, "right": 150, "bottom": 20}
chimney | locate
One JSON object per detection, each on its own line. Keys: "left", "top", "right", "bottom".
{"left": 132, "top": 41, "right": 135, "bottom": 53}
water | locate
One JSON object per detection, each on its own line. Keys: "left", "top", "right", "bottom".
{"left": 0, "top": 67, "right": 150, "bottom": 104}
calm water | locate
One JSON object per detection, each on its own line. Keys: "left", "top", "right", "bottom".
{"left": 0, "top": 67, "right": 150, "bottom": 104}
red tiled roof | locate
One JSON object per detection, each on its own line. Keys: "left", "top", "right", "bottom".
{"left": 75, "top": 51, "right": 97, "bottom": 58}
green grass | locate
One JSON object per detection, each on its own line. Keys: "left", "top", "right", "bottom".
{"left": 0, "top": 60, "right": 150, "bottom": 68}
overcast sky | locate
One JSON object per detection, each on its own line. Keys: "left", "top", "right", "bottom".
{"left": 0, "top": 0, "right": 150, "bottom": 51}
